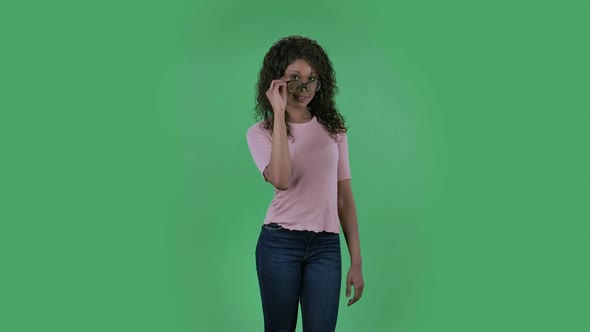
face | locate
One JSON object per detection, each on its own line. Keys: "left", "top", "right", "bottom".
{"left": 281, "top": 59, "right": 319, "bottom": 108}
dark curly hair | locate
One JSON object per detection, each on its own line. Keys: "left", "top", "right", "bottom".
{"left": 254, "top": 35, "right": 347, "bottom": 142}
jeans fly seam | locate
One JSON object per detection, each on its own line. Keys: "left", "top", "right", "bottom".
{"left": 302, "top": 233, "right": 315, "bottom": 260}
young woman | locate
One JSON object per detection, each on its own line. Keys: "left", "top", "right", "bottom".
{"left": 246, "top": 35, "right": 364, "bottom": 332}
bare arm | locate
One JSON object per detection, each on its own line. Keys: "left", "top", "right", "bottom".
{"left": 338, "top": 178, "right": 365, "bottom": 306}
{"left": 338, "top": 179, "right": 362, "bottom": 265}
{"left": 264, "top": 114, "right": 291, "bottom": 190}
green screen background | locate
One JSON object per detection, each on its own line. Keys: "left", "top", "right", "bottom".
{"left": 1, "top": 0, "right": 588, "bottom": 331}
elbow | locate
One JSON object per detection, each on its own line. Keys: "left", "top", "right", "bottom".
{"left": 275, "top": 184, "right": 289, "bottom": 191}
{"left": 265, "top": 166, "right": 290, "bottom": 190}
{"left": 273, "top": 178, "right": 290, "bottom": 191}
{"left": 266, "top": 174, "right": 289, "bottom": 191}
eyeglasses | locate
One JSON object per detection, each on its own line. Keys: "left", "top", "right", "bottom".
{"left": 284, "top": 80, "right": 321, "bottom": 93}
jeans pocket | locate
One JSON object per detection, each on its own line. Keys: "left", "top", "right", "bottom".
{"left": 262, "top": 223, "right": 284, "bottom": 231}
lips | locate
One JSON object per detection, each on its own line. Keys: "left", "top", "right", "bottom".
{"left": 295, "top": 95, "right": 310, "bottom": 100}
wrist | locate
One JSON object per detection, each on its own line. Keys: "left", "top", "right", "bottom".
{"left": 273, "top": 111, "right": 286, "bottom": 120}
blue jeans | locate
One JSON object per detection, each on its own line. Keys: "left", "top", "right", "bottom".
{"left": 255, "top": 222, "right": 342, "bottom": 332}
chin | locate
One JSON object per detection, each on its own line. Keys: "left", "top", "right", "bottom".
{"left": 291, "top": 96, "right": 313, "bottom": 106}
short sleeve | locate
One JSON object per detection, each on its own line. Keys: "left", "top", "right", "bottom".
{"left": 337, "top": 132, "right": 352, "bottom": 181}
{"left": 246, "top": 124, "right": 272, "bottom": 181}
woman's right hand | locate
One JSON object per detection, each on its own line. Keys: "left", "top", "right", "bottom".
{"left": 265, "top": 79, "right": 288, "bottom": 115}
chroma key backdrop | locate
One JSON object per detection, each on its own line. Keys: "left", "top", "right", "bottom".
{"left": 1, "top": 0, "right": 589, "bottom": 331}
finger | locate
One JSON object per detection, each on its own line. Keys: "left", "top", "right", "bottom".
{"left": 266, "top": 80, "right": 277, "bottom": 94}
{"left": 272, "top": 80, "right": 286, "bottom": 94}
{"left": 347, "top": 288, "right": 356, "bottom": 306}
{"left": 356, "top": 285, "right": 364, "bottom": 299}
{"left": 346, "top": 280, "right": 352, "bottom": 298}
{"left": 348, "top": 295, "right": 359, "bottom": 306}
{"left": 268, "top": 79, "right": 284, "bottom": 88}
{"left": 353, "top": 287, "right": 363, "bottom": 302}
{"left": 348, "top": 284, "right": 364, "bottom": 306}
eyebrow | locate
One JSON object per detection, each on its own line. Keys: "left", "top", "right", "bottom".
{"left": 287, "top": 70, "right": 317, "bottom": 75}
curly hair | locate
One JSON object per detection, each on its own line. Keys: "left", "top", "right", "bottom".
{"left": 254, "top": 35, "right": 347, "bottom": 142}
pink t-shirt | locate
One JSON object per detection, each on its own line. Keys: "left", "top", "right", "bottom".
{"left": 246, "top": 115, "right": 351, "bottom": 234}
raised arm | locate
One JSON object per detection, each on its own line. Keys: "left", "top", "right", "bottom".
{"left": 264, "top": 113, "right": 292, "bottom": 190}
{"left": 247, "top": 79, "right": 292, "bottom": 191}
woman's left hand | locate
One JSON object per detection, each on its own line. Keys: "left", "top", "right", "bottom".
{"left": 346, "top": 264, "right": 364, "bottom": 306}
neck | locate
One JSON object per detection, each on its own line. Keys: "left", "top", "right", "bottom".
{"left": 286, "top": 107, "right": 312, "bottom": 123}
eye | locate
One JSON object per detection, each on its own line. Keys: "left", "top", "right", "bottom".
{"left": 290, "top": 75, "right": 300, "bottom": 80}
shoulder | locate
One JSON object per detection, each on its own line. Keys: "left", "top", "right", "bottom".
{"left": 246, "top": 120, "right": 271, "bottom": 141}
{"left": 335, "top": 130, "right": 348, "bottom": 143}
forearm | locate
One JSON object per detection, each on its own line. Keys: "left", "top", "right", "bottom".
{"left": 338, "top": 200, "right": 362, "bottom": 265}
{"left": 265, "top": 114, "right": 291, "bottom": 190}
